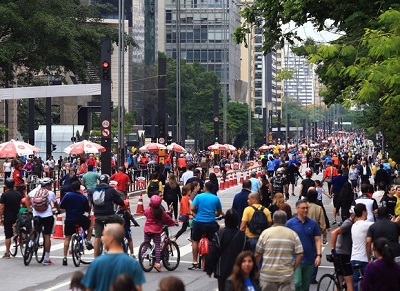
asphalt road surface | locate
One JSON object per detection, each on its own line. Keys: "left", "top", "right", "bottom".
{"left": 0, "top": 167, "right": 336, "bottom": 291}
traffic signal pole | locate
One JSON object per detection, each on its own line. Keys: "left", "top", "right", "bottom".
{"left": 100, "top": 37, "right": 112, "bottom": 175}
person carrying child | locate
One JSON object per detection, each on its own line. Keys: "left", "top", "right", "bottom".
{"left": 116, "top": 200, "right": 140, "bottom": 257}
{"left": 142, "top": 195, "right": 177, "bottom": 272}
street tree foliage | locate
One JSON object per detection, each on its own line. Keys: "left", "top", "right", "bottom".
{"left": 0, "top": 0, "right": 135, "bottom": 84}
{"left": 163, "top": 55, "right": 262, "bottom": 148}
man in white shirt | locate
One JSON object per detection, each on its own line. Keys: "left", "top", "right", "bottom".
{"left": 351, "top": 203, "right": 373, "bottom": 291}
{"left": 353, "top": 184, "right": 378, "bottom": 222}
{"left": 181, "top": 163, "right": 194, "bottom": 184}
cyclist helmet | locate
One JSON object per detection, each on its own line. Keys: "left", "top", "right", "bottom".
{"left": 4, "top": 178, "right": 15, "bottom": 189}
{"left": 150, "top": 195, "right": 162, "bottom": 207}
{"left": 305, "top": 168, "right": 313, "bottom": 177}
{"left": 99, "top": 174, "right": 110, "bottom": 184}
{"left": 276, "top": 168, "right": 284, "bottom": 175}
{"left": 40, "top": 177, "right": 54, "bottom": 186}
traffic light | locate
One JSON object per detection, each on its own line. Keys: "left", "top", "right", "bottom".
{"left": 51, "top": 143, "right": 57, "bottom": 152}
{"left": 215, "top": 135, "right": 219, "bottom": 141}
{"left": 151, "top": 136, "right": 157, "bottom": 143}
{"left": 102, "top": 61, "right": 110, "bottom": 80}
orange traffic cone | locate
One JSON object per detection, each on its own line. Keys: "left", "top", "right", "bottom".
{"left": 234, "top": 173, "right": 238, "bottom": 186}
{"left": 229, "top": 175, "right": 234, "bottom": 187}
{"left": 52, "top": 215, "right": 64, "bottom": 239}
{"left": 240, "top": 173, "right": 244, "bottom": 184}
{"left": 219, "top": 178, "right": 225, "bottom": 190}
{"left": 135, "top": 193, "right": 145, "bottom": 216}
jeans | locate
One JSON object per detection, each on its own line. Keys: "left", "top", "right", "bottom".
{"left": 294, "top": 263, "right": 314, "bottom": 291}
{"left": 351, "top": 260, "right": 367, "bottom": 291}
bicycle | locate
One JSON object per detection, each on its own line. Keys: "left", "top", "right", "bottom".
{"left": 318, "top": 254, "right": 365, "bottom": 291}
{"left": 138, "top": 225, "right": 180, "bottom": 272}
{"left": 10, "top": 213, "right": 32, "bottom": 257}
{"left": 71, "top": 224, "right": 92, "bottom": 267}
{"left": 23, "top": 216, "right": 46, "bottom": 266}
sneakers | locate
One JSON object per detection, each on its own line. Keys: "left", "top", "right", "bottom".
{"left": 154, "top": 263, "right": 162, "bottom": 272}
{"left": 86, "top": 241, "right": 94, "bottom": 251}
{"left": 2, "top": 253, "right": 10, "bottom": 259}
{"left": 43, "top": 260, "right": 54, "bottom": 266}
{"left": 62, "top": 257, "right": 67, "bottom": 266}
{"left": 331, "top": 220, "right": 337, "bottom": 225}
{"left": 188, "top": 262, "right": 200, "bottom": 270}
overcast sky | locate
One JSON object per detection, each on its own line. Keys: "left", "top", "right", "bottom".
{"left": 286, "top": 21, "right": 343, "bottom": 43}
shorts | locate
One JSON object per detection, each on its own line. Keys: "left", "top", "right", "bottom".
{"left": 333, "top": 192, "right": 340, "bottom": 209}
{"left": 64, "top": 216, "right": 91, "bottom": 236}
{"left": 94, "top": 215, "right": 124, "bottom": 238}
{"left": 191, "top": 220, "right": 219, "bottom": 242}
{"left": 334, "top": 254, "right": 353, "bottom": 276}
{"left": 3, "top": 217, "right": 17, "bottom": 239}
{"left": 124, "top": 229, "right": 132, "bottom": 239}
{"left": 34, "top": 216, "right": 55, "bottom": 235}
{"left": 286, "top": 176, "right": 296, "bottom": 185}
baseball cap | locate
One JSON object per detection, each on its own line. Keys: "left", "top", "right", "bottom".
{"left": 194, "top": 168, "right": 201, "bottom": 174}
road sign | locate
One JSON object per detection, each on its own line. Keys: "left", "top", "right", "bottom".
{"left": 101, "top": 128, "right": 110, "bottom": 137}
{"left": 158, "top": 137, "right": 165, "bottom": 144}
{"left": 101, "top": 119, "right": 110, "bottom": 128}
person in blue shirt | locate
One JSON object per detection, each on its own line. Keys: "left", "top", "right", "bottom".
{"left": 286, "top": 199, "right": 322, "bottom": 291}
{"left": 189, "top": 181, "right": 224, "bottom": 270}
{"left": 60, "top": 181, "right": 93, "bottom": 266}
{"left": 249, "top": 171, "right": 261, "bottom": 193}
{"left": 81, "top": 223, "right": 145, "bottom": 291}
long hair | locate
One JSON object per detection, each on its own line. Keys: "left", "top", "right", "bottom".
{"left": 374, "top": 237, "right": 395, "bottom": 265}
{"left": 260, "top": 174, "right": 269, "bottom": 186}
{"left": 168, "top": 174, "right": 178, "bottom": 189}
{"left": 228, "top": 251, "right": 257, "bottom": 291}
{"left": 209, "top": 172, "right": 218, "bottom": 184}
{"left": 272, "top": 193, "right": 285, "bottom": 206}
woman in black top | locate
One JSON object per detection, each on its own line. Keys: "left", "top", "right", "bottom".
{"left": 163, "top": 174, "right": 181, "bottom": 220}
{"left": 209, "top": 172, "right": 219, "bottom": 195}
{"left": 259, "top": 174, "right": 271, "bottom": 207}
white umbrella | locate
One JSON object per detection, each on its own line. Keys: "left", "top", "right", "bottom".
{"left": 224, "top": 144, "right": 236, "bottom": 151}
{"left": 0, "top": 139, "right": 40, "bottom": 158}
{"left": 64, "top": 140, "right": 106, "bottom": 155}
{"left": 166, "top": 143, "right": 187, "bottom": 153}
{"left": 139, "top": 143, "right": 166, "bottom": 153}
{"left": 258, "top": 144, "right": 269, "bottom": 151}
{"left": 208, "top": 142, "right": 228, "bottom": 151}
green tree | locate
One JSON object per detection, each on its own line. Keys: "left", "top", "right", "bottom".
{"left": 0, "top": 0, "right": 136, "bottom": 84}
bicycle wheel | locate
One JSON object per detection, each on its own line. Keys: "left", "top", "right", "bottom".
{"left": 35, "top": 231, "right": 45, "bottom": 263}
{"left": 23, "top": 239, "right": 33, "bottom": 266}
{"left": 19, "top": 230, "right": 28, "bottom": 256}
{"left": 162, "top": 240, "right": 180, "bottom": 271}
{"left": 10, "top": 235, "right": 18, "bottom": 257}
{"left": 138, "top": 242, "right": 155, "bottom": 272}
{"left": 71, "top": 234, "right": 81, "bottom": 267}
{"left": 317, "top": 274, "right": 340, "bottom": 291}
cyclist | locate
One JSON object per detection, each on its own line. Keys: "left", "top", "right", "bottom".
{"left": 0, "top": 178, "right": 22, "bottom": 259}
{"left": 60, "top": 181, "right": 93, "bottom": 266}
{"left": 25, "top": 177, "right": 61, "bottom": 265}
{"left": 143, "top": 195, "right": 176, "bottom": 272}
{"left": 330, "top": 206, "right": 355, "bottom": 291}
{"left": 189, "top": 181, "right": 224, "bottom": 270}
{"left": 88, "top": 174, "right": 125, "bottom": 257}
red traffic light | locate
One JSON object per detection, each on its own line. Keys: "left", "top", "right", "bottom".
{"left": 102, "top": 61, "right": 110, "bottom": 68}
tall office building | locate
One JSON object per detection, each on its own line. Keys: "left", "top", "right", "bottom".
{"left": 160, "top": 0, "right": 242, "bottom": 99}
{"left": 282, "top": 45, "right": 314, "bottom": 107}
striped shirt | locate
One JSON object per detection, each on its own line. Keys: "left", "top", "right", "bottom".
{"left": 256, "top": 225, "right": 303, "bottom": 283}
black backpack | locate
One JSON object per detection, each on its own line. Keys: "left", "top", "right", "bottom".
{"left": 248, "top": 206, "right": 269, "bottom": 235}
{"left": 147, "top": 181, "right": 159, "bottom": 197}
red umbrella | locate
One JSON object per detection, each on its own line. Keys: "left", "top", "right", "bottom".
{"left": 224, "top": 144, "right": 236, "bottom": 151}
{"left": 64, "top": 140, "right": 106, "bottom": 155}
{"left": 0, "top": 139, "right": 40, "bottom": 158}
{"left": 166, "top": 143, "right": 187, "bottom": 153}
{"left": 139, "top": 143, "right": 166, "bottom": 153}
{"left": 208, "top": 142, "right": 227, "bottom": 151}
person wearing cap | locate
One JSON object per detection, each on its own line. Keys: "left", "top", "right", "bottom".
{"left": 0, "top": 178, "right": 22, "bottom": 259}
{"left": 330, "top": 206, "right": 356, "bottom": 291}
{"left": 185, "top": 168, "right": 204, "bottom": 192}
{"left": 88, "top": 174, "right": 125, "bottom": 257}
{"left": 25, "top": 178, "right": 61, "bottom": 265}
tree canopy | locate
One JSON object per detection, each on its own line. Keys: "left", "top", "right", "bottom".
{"left": 0, "top": 0, "right": 135, "bottom": 84}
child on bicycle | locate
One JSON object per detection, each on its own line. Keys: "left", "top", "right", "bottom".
{"left": 116, "top": 200, "right": 140, "bottom": 257}
{"left": 173, "top": 184, "right": 192, "bottom": 241}
{"left": 143, "top": 195, "right": 177, "bottom": 272}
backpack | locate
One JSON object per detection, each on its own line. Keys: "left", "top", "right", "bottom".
{"left": 32, "top": 188, "right": 49, "bottom": 212}
{"left": 147, "top": 181, "right": 159, "bottom": 197}
{"left": 248, "top": 206, "right": 269, "bottom": 235}
{"left": 92, "top": 188, "right": 106, "bottom": 206}
{"left": 272, "top": 176, "right": 283, "bottom": 194}
{"left": 17, "top": 213, "right": 32, "bottom": 234}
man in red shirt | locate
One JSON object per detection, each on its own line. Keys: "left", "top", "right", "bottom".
{"left": 110, "top": 166, "right": 131, "bottom": 199}
{"left": 86, "top": 154, "right": 97, "bottom": 169}
{"left": 13, "top": 163, "right": 25, "bottom": 197}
